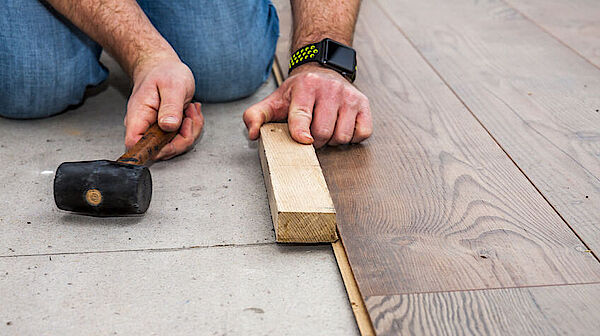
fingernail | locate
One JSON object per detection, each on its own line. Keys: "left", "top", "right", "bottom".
{"left": 161, "top": 116, "right": 179, "bottom": 124}
{"left": 302, "top": 132, "right": 313, "bottom": 141}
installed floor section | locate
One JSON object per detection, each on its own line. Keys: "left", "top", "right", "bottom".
{"left": 0, "top": 55, "right": 358, "bottom": 335}
{"left": 270, "top": 0, "right": 600, "bottom": 334}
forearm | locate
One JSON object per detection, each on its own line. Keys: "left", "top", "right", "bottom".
{"left": 290, "top": 0, "right": 360, "bottom": 51}
{"left": 46, "top": 0, "right": 176, "bottom": 78}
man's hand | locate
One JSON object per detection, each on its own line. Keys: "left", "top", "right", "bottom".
{"left": 124, "top": 55, "right": 204, "bottom": 160}
{"left": 45, "top": 0, "right": 204, "bottom": 160}
{"left": 243, "top": 63, "right": 372, "bottom": 148}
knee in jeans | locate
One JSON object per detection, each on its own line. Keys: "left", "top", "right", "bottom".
{"left": 0, "top": 52, "right": 106, "bottom": 119}
{"left": 0, "top": 61, "right": 100, "bottom": 119}
{"left": 1, "top": 86, "right": 65, "bottom": 120}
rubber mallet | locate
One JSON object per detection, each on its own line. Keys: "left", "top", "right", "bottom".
{"left": 53, "top": 123, "right": 176, "bottom": 216}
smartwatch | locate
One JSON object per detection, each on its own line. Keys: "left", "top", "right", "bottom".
{"left": 288, "top": 38, "right": 357, "bottom": 83}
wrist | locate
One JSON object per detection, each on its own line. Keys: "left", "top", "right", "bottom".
{"left": 131, "top": 47, "right": 180, "bottom": 82}
{"left": 292, "top": 33, "right": 352, "bottom": 52}
{"left": 289, "top": 62, "right": 339, "bottom": 77}
{"left": 288, "top": 38, "right": 357, "bottom": 83}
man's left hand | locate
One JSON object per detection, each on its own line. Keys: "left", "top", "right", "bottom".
{"left": 243, "top": 63, "right": 372, "bottom": 148}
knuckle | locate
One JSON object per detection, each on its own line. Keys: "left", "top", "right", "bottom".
{"left": 160, "top": 102, "right": 180, "bottom": 112}
{"left": 313, "top": 127, "right": 333, "bottom": 141}
{"left": 164, "top": 143, "right": 176, "bottom": 155}
{"left": 360, "top": 92, "right": 369, "bottom": 103}
{"left": 126, "top": 99, "right": 138, "bottom": 112}
{"left": 302, "top": 72, "right": 321, "bottom": 86}
{"left": 355, "top": 125, "right": 373, "bottom": 139}
{"left": 361, "top": 95, "right": 370, "bottom": 109}
{"left": 343, "top": 90, "right": 360, "bottom": 106}
{"left": 290, "top": 107, "right": 312, "bottom": 119}
{"left": 328, "top": 79, "right": 343, "bottom": 92}
{"left": 124, "top": 137, "right": 136, "bottom": 149}
{"left": 334, "top": 133, "right": 352, "bottom": 144}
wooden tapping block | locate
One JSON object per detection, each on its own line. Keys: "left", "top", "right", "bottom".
{"left": 258, "top": 123, "right": 338, "bottom": 243}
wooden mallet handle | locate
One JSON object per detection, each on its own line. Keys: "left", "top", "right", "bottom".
{"left": 117, "top": 123, "right": 177, "bottom": 166}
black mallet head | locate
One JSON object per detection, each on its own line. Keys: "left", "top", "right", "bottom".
{"left": 53, "top": 160, "right": 152, "bottom": 216}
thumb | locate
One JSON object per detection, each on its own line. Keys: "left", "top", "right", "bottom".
{"left": 157, "top": 85, "right": 188, "bottom": 132}
{"left": 243, "top": 89, "right": 286, "bottom": 140}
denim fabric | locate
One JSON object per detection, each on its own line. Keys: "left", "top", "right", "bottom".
{"left": 0, "top": 1, "right": 107, "bottom": 119}
{"left": 138, "top": 0, "right": 279, "bottom": 103}
{"left": 0, "top": 1, "right": 279, "bottom": 119}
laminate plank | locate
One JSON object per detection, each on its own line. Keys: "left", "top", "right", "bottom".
{"left": 378, "top": 0, "right": 600, "bottom": 254}
{"left": 505, "top": 0, "right": 600, "bottom": 68}
{"left": 366, "top": 283, "right": 600, "bottom": 336}
{"left": 275, "top": 0, "right": 600, "bottom": 297}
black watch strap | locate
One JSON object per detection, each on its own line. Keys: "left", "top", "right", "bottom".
{"left": 288, "top": 41, "right": 323, "bottom": 72}
{"left": 288, "top": 38, "right": 357, "bottom": 82}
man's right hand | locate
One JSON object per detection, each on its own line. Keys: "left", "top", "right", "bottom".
{"left": 44, "top": 0, "right": 204, "bottom": 161}
{"left": 124, "top": 55, "right": 204, "bottom": 160}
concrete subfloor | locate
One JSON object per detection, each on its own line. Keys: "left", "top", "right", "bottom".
{"left": 0, "top": 55, "right": 358, "bottom": 335}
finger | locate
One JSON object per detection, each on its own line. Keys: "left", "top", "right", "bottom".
{"left": 311, "top": 96, "right": 339, "bottom": 148}
{"left": 188, "top": 102, "right": 204, "bottom": 141}
{"left": 328, "top": 104, "right": 358, "bottom": 146}
{"left": 157, "top": 83, "right": 189, "bottom": 132}
{"left": 155, "top": 117, "right": 195, "bottom": 160}
{"left": 287, "top": 84, "right": 315, "bottom": 144}
{"left": 124, "top": 96, "right": 157, "bottom": 149}
{"left": 351, "top": 102, "right": 373, "bottom": 144}
{"left": 243, "top": 89, "right": 286, "bottom": 140}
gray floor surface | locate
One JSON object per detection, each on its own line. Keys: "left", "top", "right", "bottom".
{"left": 0, "top": 55, "right": 358, "bottom": 335}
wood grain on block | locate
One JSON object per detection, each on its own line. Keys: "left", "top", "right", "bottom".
{"left": 366, "top": 283, "right": 600, "bottom": 336}
{"left": 259, "top": 123, "right": 337, "bottom": 243}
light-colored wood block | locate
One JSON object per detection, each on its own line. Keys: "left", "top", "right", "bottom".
{"left": 258, "top": 123, "right": 338, "bottom": 243}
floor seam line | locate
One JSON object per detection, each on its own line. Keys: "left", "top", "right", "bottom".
{"left": 501, "top": 0, "right": 600, "bottom": 71}
{"left": 0, "top": 241, "right": 279, "bottom": 258}
{"left": 367, "top": 281, "right": 600, "bottom": 298}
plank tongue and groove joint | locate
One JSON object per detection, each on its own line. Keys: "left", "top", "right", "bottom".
{"left": 258, "top": 122, "right": 338, "bottom": 243}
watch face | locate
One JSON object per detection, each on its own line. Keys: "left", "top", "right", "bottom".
{"left": 325, "top": 40, "right": 356, "bottom": 74}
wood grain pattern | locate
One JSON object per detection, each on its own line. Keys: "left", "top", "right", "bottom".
{"left": 118, "top": 123, "right": 177, "bottom": 165}
{"left": 504, "top": 0, "right": 600, "bottom": 68}
{"left": 378, "top": 0, "right": 600, "bottom": 256}
{"left": 258, "top": 123, "right": 337, "bottom": 242}
{"left": 366, "top": 283, "right": 600, "bottom": 335}
{"left": 316, "top": 0, "right": 600, "bottom": 296}
{"left": 271, "top": 1, "right": 600, "bottom": 333}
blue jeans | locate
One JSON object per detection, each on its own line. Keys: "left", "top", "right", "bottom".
{"left": 0, "top": 0, "right": 279, "bottom": 119}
